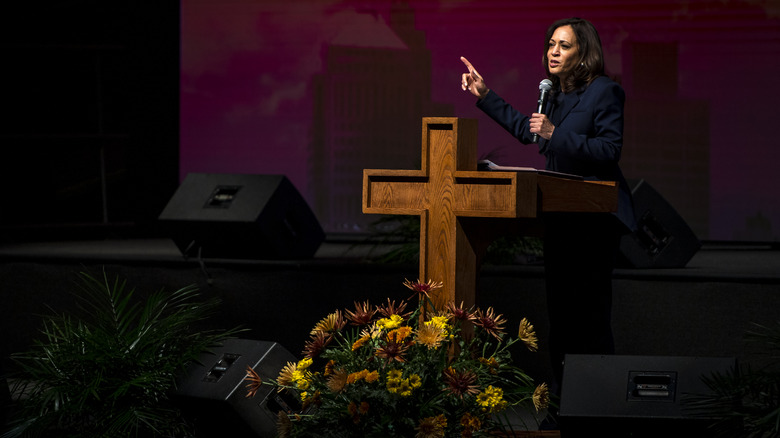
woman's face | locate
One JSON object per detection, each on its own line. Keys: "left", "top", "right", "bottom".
{"left": 547, "top": 25, "right": 579, "bottom": 80}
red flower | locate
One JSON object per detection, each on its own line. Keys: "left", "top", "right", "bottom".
{"left": 471, "top": 307, "right": 507, "bottom": 340}
{"left": 447, "top": 301, "right": 473, "bottom": 321}
{"left": 403, "top": 278, "right": 443, "bottom": 301}
{"left": 302, "top": 330, "right": 332, "bottom": 358}
{"left": 344, "top": 300, "right": 376, "bottom": 326}
{"left": 376, "top": 297, "right": 412, "bottom": 319}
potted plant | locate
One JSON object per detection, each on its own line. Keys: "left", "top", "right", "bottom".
{"left": 2, "top": 270, "right": 241, "bottom": 438}
{"left": 244, "top": 279, "right": 549, "bottom": 437}
{"left": 684, "top": 321, "right": 780, "bottom": 437}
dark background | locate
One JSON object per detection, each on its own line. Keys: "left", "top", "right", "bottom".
{"left": 1, "top": 1, "right": 180, "bottom": 240}
{"left": 2, "top": 4, "right": 779, "bottom": 431}
{"left": 2, "top": 0, "right": 779, "bottom": 242}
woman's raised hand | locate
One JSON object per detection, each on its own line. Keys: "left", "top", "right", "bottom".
{"left": 460, "top": 56, "right": 488, "bottom": 99}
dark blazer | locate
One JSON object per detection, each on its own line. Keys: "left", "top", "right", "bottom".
{"left": 477, "top": 75, "right": 636, "bottom": 232}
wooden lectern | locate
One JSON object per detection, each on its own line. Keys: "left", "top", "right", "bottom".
{"left": 362, "top": 117, "right": 618, "bottom": 310}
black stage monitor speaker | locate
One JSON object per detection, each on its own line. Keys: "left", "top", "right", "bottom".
{"left": 174, "top": 339, "right": 298, "bottom": 437}
{"left": 619, "top": 179, "right": 701, "bottom": 268}
{"left": 158, "top": 173, "right": 325, "bottom": 259}
{"left": 559, "top": 354, "right": 735, "bottom": 437}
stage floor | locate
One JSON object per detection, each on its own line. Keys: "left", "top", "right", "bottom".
{"left": 1, "top": 235, "right": 777, "bottom": 436}
{"left": 0, "top": 237, "right": 778, "bottom": 283}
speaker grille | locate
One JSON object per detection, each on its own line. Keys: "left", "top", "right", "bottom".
{"left": 158, "top": 173, "right": 325, "bottom": 259}
{"left": 619, "top": 179, "right": 701, "bottom": 268}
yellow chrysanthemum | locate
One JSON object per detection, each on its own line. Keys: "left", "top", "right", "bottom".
{"left": 476, "top": 385, "right": 507, "bottom": 413}
{"left": 518, "top": 317, "right": 538, "bottom": 352}
{"left": 295, "top": 376, "right": 311, "bottom": 390}
{"left": 366, "top": 324, "right": 383, "bottom": 339}
{"left": 398, "top": 379, "right": 413, "bottom": 397}
{"left": 416, "top": 323, "right": 446, "bottom": 349}
{"left": 291, "top": 369, "right": 305, "bottom": 382}
{"left": 427, "top": 315, "right": 450, "bottom": 331}
{"left": 460, "top": 412, "right": 482, "bottom": 433}
{"left": 277, "top": 361, "right": 297, "bottom": 387}
{"left": 415, "top": 413, "right": 447, "bottom": 438}
{"left": 377, "top": 314, "right": 404, "bottom": 330}
{"left": 297, "top": 357, "right": 313, "bottom": 370}
{"left": 479, "top": 356, "right": 499, "bottom": 375}
{"left": 387, "top": 369, "right": 403, "bottom": 381}
{"left": 533, "top": 382, "right": 550, "bottom": 412}
{"left": 386, "top": 378, "right": 401, "bottom": 393}
{"left": 310, "top": 310, "right": 344, "bottom": 335}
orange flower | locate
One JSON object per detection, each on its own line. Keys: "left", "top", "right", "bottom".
{"left": 387, "top": 326, "right": 413, "bottom": 343}
{"left": 323, "top": 359, "right": 336, "bottom": 376}
{"left": 347, "top": 369, "right": 368, "bottom": 384}
{"left": 351, "top": 334, "right": 371, "bottom": 351}
{"left": 244, "top": 366, "right": 263, "bottom": 398}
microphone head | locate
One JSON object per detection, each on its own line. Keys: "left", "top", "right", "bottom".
{"left": 539, "top": 79, "right": 553, "bottom": 91}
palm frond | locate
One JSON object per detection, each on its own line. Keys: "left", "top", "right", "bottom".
{"left": 3, "top": 268, "right": 243, "bottom": 438}
{"left": 683, "top": 322, "right": 780, "bottom": 438}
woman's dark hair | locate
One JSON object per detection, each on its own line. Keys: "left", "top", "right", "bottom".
{"left": 543, "top": 17, "right": 605, "bottom": 91}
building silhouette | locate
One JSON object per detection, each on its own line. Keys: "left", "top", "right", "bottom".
{"left": 621, "top": 41, "right": 710, "bottom": 239}
{"left": 309, "top": 2, "right": 452, "bottom": 233}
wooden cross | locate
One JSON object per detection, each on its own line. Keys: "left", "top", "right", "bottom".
{"left": 362, "top": 117, "right": 618, "bottom": 310}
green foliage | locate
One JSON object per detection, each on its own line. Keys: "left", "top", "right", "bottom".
{"left": 3, "top": 270, "right": 242, "bottom": 438}
{"left": 683, "top": 322, "right": 780, "bottom": 438}
{"left": 482, "top": 235, "right": 543, "bottom": 266}
{"left": 367, "top": 215, "right": 543, "bottom": 265}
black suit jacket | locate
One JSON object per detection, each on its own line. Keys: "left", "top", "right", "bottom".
{"left": 477, "top": 75, "right": 636, "bottom": 232}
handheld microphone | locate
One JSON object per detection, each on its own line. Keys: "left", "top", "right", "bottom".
{"left": 532, "top": 79, "right": 553, "bottom": 143}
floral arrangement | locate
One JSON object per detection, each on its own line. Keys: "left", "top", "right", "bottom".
{"left": 245, "top": 279, "right": 549, "bottom": 438}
